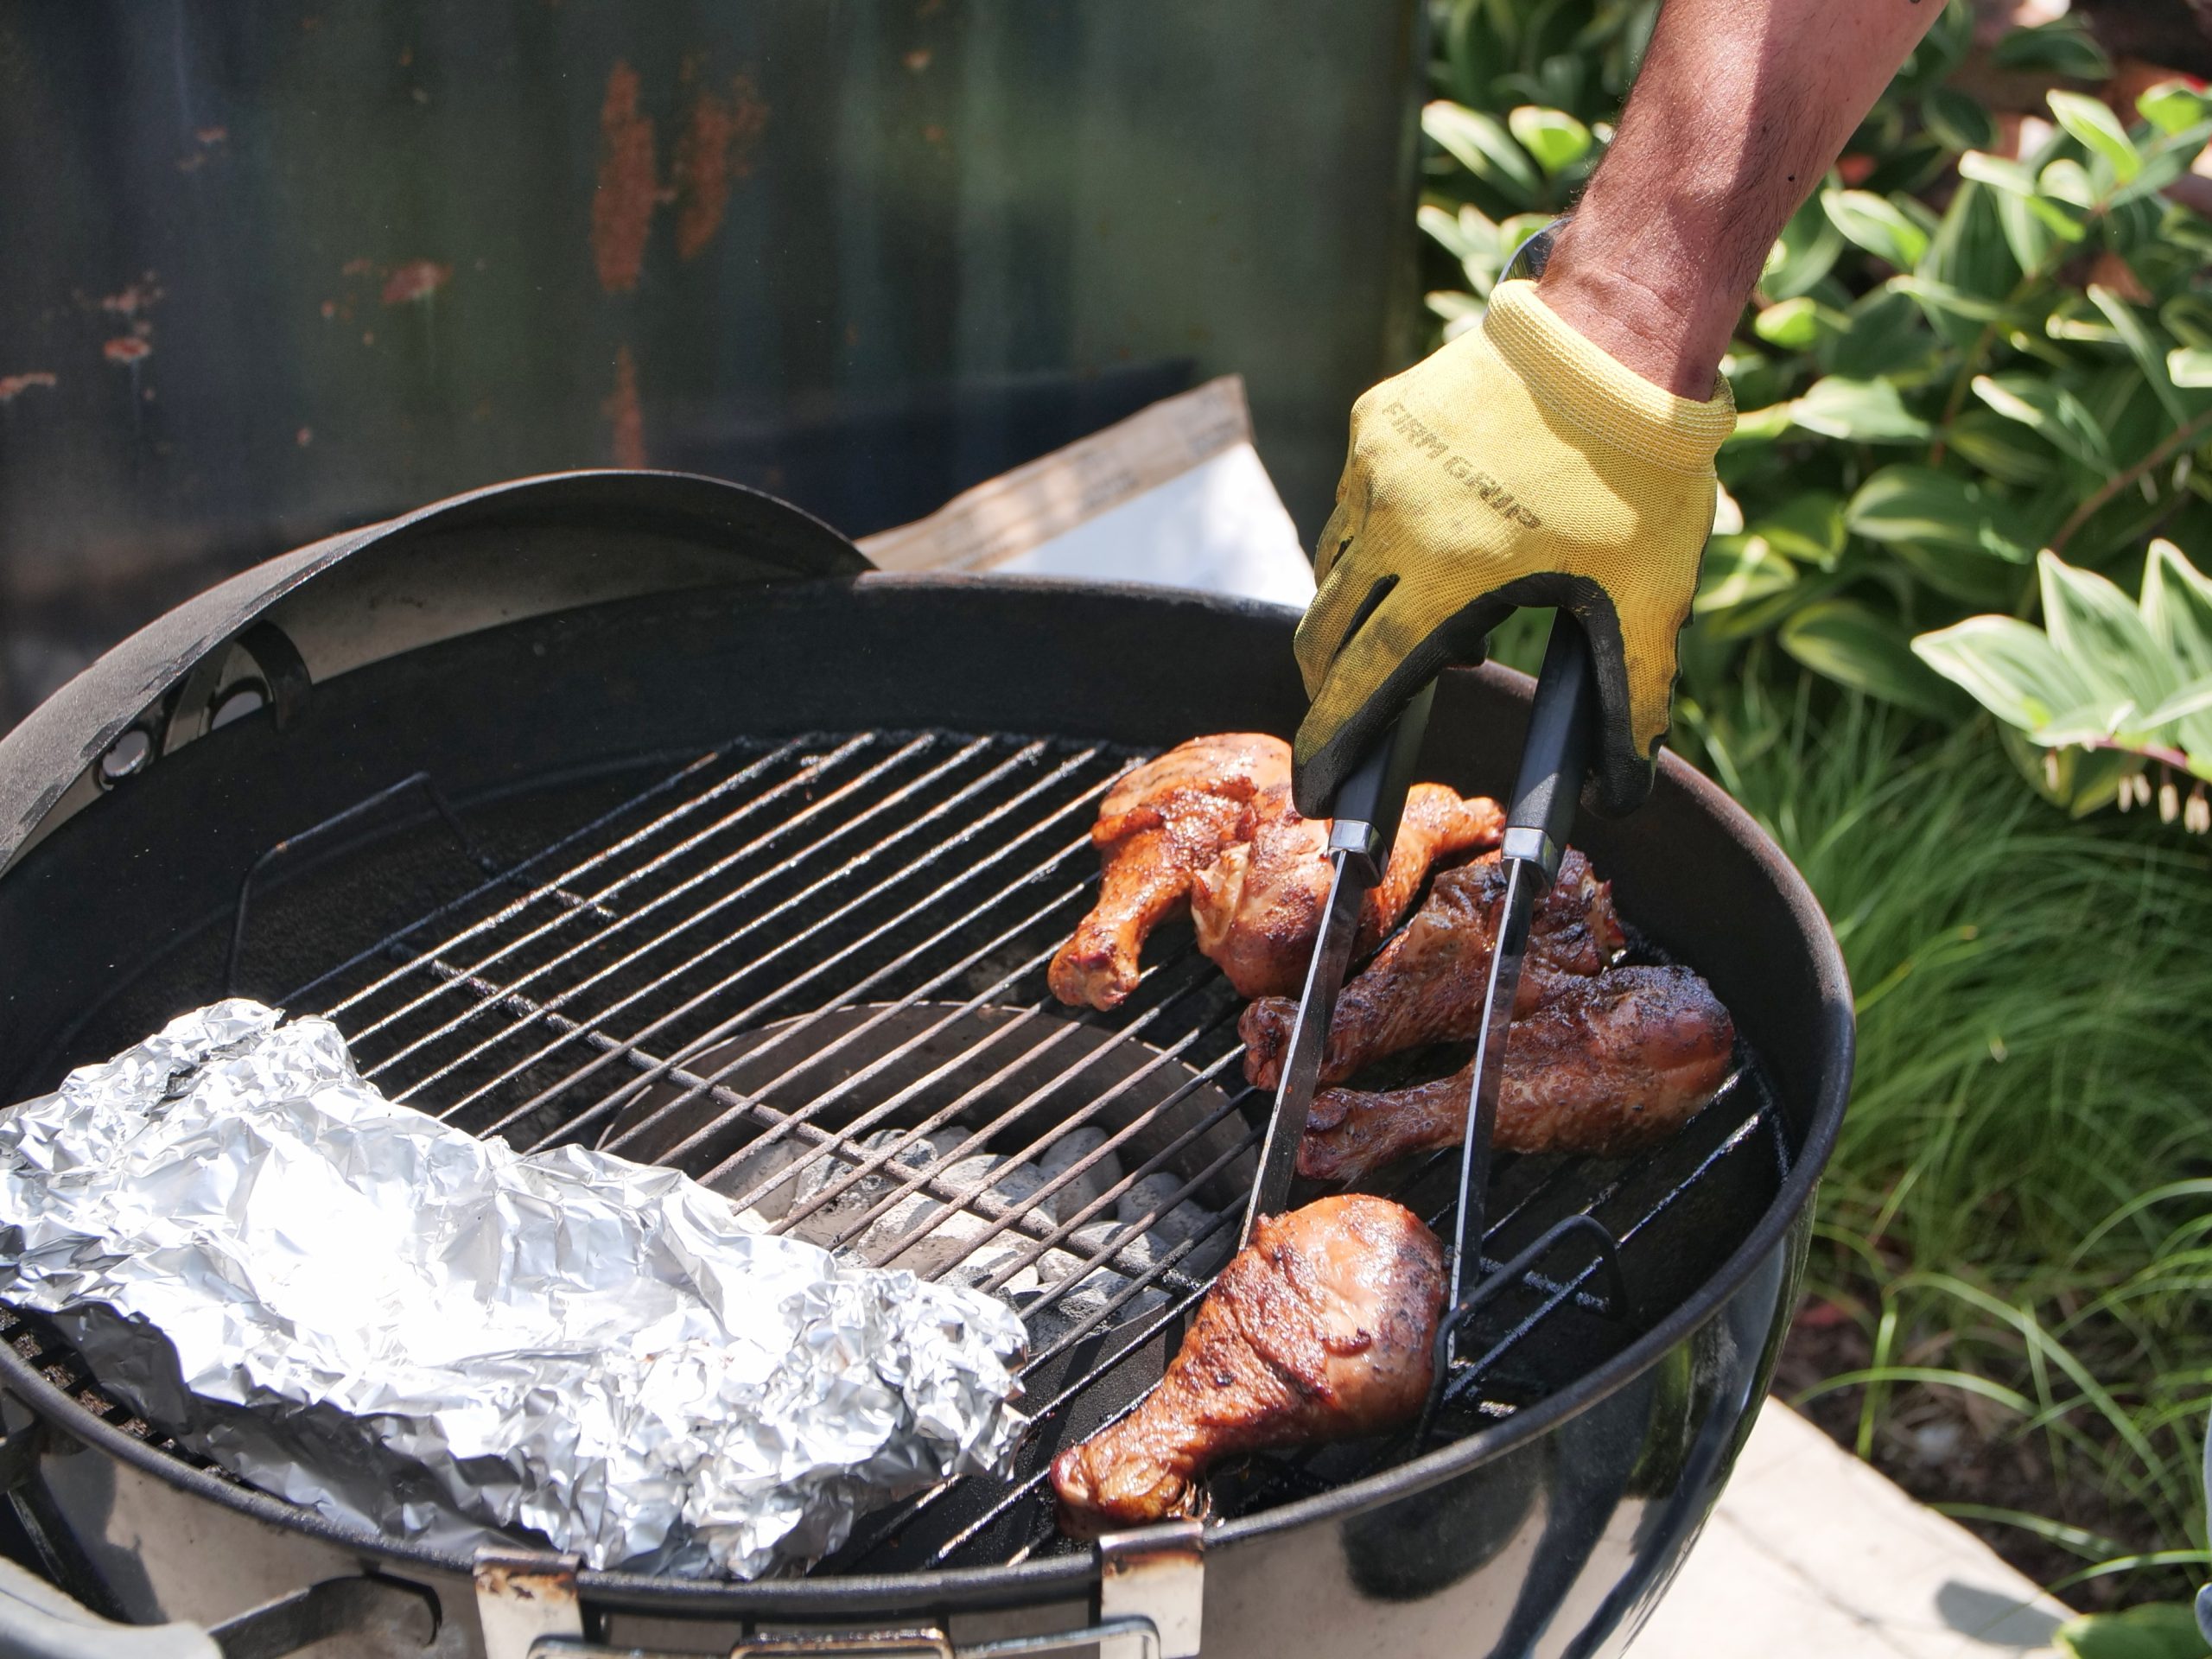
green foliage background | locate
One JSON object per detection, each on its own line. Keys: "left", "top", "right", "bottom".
{"left": 1419, "top": 0, "right": 2212, "bottom": 1611}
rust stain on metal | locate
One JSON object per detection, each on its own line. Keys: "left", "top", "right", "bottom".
{"left": 903, "top": 48, "right": 932, "bottom": 72}
{"left": 672, "top": 74, "right": 769, "bottom": 261}
{"left": 593, "top": 61, "right": 658, "bottom": 293}
{"left": 604, "top": 344, "right": 646, "bottom": 467}
{"left": 340, "top": 257, "right": 375, "bottom": 278}
{"left": 195, "top": 126, "right": 226, "bottom": 146}
{"left": 99, "top": 279, "right": 163, "bottom": 318}
{"left": 102, "top": 337, "right": 151, "bottom": 365}
{"left": 0, "top": 372, "right": 57, "bottom": 403}
{"left": 381, "top": 260, "right": 453, "bottom": 305}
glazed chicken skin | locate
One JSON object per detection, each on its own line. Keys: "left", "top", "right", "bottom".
{"left": 1051, "top": 734, "right": 1502, "bottom": 1010}
{"left": 1296, "top": 964, "right": 1738, "bottom": 1184}
{"left": 1050, "top": 734, "right": 1290, "bottom": 1011}
{"left": 1051, "top": 1194, "right": 1444, "bottom": 1532}
{"left": 1240, "top": 850, "right": 1626, "bottom": 1088}
{"left": 1190, "top": 782, "right": 1503, "bottom": 998}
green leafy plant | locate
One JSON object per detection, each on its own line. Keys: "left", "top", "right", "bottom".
{"left": 1420, "top": 0, "right": 2212, "bottom": 823}
{"left": 1678, "top": 680, "right": 2212, "bottom": 1608}
{"left": 1915, "top": 543, "right": 2212, "bottom": 825}
{"left": 2056, "top": 1602, "right": 2212, "bottom": 1659}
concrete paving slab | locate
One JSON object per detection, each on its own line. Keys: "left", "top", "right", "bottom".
{"left": 1634, "top": 1402, "right": 2071, "bottom": 1657}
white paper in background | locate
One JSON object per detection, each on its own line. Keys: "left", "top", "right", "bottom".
{"left": 991, "top": 443, "right": 1314, "bottom": 607}
{"left": 858, "top": 375, "right": 1317, "bottom": 609}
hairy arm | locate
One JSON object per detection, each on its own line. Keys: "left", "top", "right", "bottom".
{"left": 1539, "top": 0, "right": 1942, "bottom": 397}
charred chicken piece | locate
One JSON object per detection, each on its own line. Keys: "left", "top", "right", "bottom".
{"left": 1052, "top": 1194, "right": 1444, "bottom": 1532}
{"left": 1051, "top": 735, "right": 1501, "bottom": 1011}
{"left": 1240, "top": 850, "right": 1625, "bottom": 1088}
{"left": 1050, "top": 734, "right": 1290, "bottom": 1011}
{"left": 1189, "top": 782, "right": 1503, "bottom": 998}
{"left": 1296, "top": 964, "right": 1738, "bottom": 1184}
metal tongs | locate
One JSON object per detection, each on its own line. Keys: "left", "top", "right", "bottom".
{"left": 1240, "top": 609, "right": 1601, "bottom": 1364}
{"left": 1240, "top": 681, "right": 1439, "bottom": 1245}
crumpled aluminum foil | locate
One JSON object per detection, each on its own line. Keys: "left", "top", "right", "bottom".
{"left": 0, "top": 1001, "right": 1029, "bottom": 1579}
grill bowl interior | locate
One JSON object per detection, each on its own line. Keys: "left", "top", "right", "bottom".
{"left": 0, "top": 572, "right": 1845, "bottom": 1595}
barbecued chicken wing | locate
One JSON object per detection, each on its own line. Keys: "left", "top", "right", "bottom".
{"left": 1050, "top": 734, "right": 1291, "bottom": 1011}
{"left": 1296, "top": 965, "right": 1737, "bottom": 1183}
{"left": 1239, "top": 850, "right": 1625, "bottom": 1087}
{"left": 1189, "top": 783, "right": 1503, "bottom": 998}
{"left": 1051, "top": 1194, "right": 1444, "bottom": 1531}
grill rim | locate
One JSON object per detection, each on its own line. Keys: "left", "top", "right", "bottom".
{"left": 0, "top": 620, "right": 1851, "bottom": 1614}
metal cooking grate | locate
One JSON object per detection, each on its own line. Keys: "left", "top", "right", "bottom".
{"left": 16, "top": 728, "right": 1792, "bottom": 1574}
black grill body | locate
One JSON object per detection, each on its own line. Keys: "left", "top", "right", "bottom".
{"left": 0, "top": 474, "right": 1850, "bottom": 1659}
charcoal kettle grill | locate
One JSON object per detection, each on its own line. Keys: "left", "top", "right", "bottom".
{"left": 0, "top": 472, "right": 1851, "bottom": 1659}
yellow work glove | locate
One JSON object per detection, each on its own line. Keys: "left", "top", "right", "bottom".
{"left": 1293, "top": 277, "right": 1736, "bottom": 818}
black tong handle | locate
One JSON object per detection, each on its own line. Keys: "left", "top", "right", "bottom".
{"left": 1502, "top": 614, "right": 1596, "bottom": 880}
{"left": 1329, "top": 681, "right": 1438, "bottom": 879}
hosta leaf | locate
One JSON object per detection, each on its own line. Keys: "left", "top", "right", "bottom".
{"left": 1925, "top": 181, "right": 2018, "bottom": 327}
{"left": 2047, "top": 89, "right": 2142, "bottom": 184}
{"left": 2165, "top": 295, "right": 2212, "bottom": 350}
{"left": 1972, "top": 373, "right": 2113, "bottom": 469}
{"left": 1821, "top": 188, "right": 1931, "bottom": 270}
{"left": 2135, "top": 673, "right": 2212, "bottom": 731}
{"left": 1890, "top": 539, "right": 2035, "bottom": 607}
{"left": 1418, "top": 203, "right": 1496, "bottom": 264}
{"left": 1764, "top": 191, "right": 1847, "bottom": 301}
{"left": 1726, "top": 401, "right": 1797, "bottom": 444}
{"left": 1784, "top": 601, "right": 1964, "bottom": 718}
{"left": 1986, "top": 179, "right": 2087, "bottom": 271}
{"left": 2140, "top": 538, "right": 2212, "bottom": 679}
{"left": 1506, "top": 105, "right": 1592, "bottom": 176}
{"left": 2084, "top": 285, "right": 2209, "bottom": 425}
{"left": 1752, "top": 492, "right": 1847, "bottom": 567}
{"left": 1753, "top": 296, "right": 1832, "bottom": 350}
{"left": 1943, "top": 410, "right": 2056, "bottom": 487}
{"left": 1893, "top": 274, "right": 2008, "bottom": 324}
{"left": 1992, "top": 21, "right": 2111, "bottom": 80}
{"left": 1694, "top": 533, "right": 1797, "bottom": 613}
{"left": 2040, "top": 550, "right": 2179, "bottom": 713}
{"left": 1913, "top": 615, "right": 2092, "bottom": 730}
{"left": 2138, "top": 81, "right": 2212, "bottom": 137}
{"left": 2037, "top": 699, "right": 2139, "bottom": 747}
{"left": 1957, "top": 149, "right": 2039, "bottom": 197}
{"left": 2168, "top": 347, "right": 2212, "bottom": 388}
{"left": 1923, "top": 86, "right": 1999, "bottom": 153}
{"left": 1847, "top": 467, "right": 1989, "bottom": 549}
{"left": 2037, "top": 156, "right": 2098, "bottom": 209}
{"left": 1423, "top": 102, "right": 1542, "bottom": 199}
{"left": 1793, "top": 377, "right": 1931, "bottom": 443}
{"left": 1826, "top": 287, "right": 1937, "bottom": 379}
{"left": 2054, "top": 1600, "right": 2212, "bottom": 1659}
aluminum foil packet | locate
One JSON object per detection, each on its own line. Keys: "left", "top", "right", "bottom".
{"left": 0, "top": 1001, "right": 1029, "bottom": 1578}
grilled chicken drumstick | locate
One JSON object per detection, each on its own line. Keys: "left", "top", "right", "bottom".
{"left": 1297, "top": 965, "right": 1737, "bottom": 1183}
{"left": 1050, "top": 734, "right": 1291, "bottom": 1011}
{"left": 1190, "top": 781, "right": 1503, "bottom": 998}
{"left": 1240, "top": 850, "right": 1625, "bottom": 1087}
{"left": 1051, "top": 1194, "right": 1444, "bottom": 1532}
{"left": 1052, "top": 735, "right": 1502, "bottom": 1010}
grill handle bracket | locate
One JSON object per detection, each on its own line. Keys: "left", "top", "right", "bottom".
{"left": 1097, "top": 1521, "right": 1205, "bottom": 1659}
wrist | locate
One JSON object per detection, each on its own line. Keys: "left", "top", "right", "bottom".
{"left": 1481, "top": 282, "right": 1735, "bottom": 471}
{"left": 1535, "top": 237, "right": 1741, "bottom": 401}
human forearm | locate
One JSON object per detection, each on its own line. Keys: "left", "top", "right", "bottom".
{"left": 1538, "top": 0, "right": 1940, "bottom": 397}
